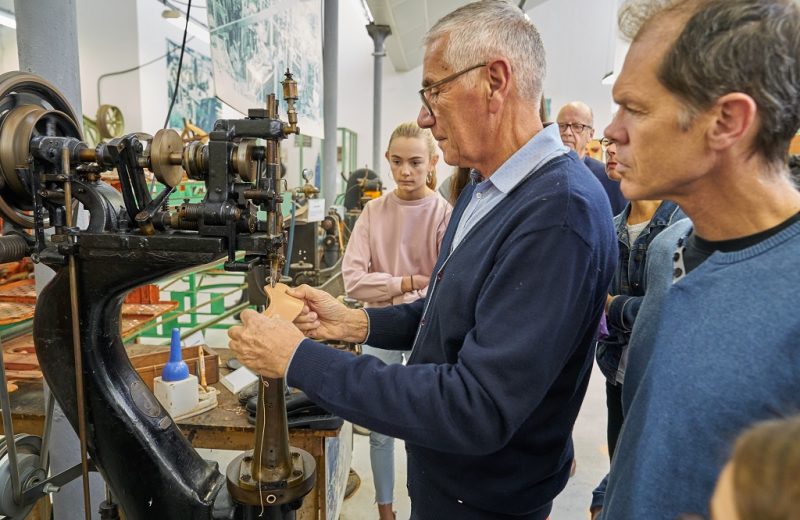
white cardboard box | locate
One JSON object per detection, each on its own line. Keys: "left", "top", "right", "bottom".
{"left": 220, "top": 365, "right": 259, "bottom": 394}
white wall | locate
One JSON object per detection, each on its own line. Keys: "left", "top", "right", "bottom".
{"left": 77, "top": 0, "right": 143, "bottom": 130}
{"left": 0, "top": 27, "right": 19, "bottom": 72}
{"left": 336, "top": 0, "right": 625, "bottom": 189}
{"left": 134, "top": 0, "right": 241, "bottom": 132}
{"left": 337, "top": 0, "right": 421, "bottom": 188}
{"left": 337, "top": 0, "right": 454, "bottom": 190}
{"left": 528, "top": 0, "right": 618, "bottom": 133}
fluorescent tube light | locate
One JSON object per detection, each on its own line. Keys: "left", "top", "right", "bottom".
{"left": 0, "top": 9, "right": 17, "bottom": 30}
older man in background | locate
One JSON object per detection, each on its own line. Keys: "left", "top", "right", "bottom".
{"left": 557, "top": 101, "right": 627, "bottom": 214}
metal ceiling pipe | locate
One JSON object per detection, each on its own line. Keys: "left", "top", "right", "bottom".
{"left": 366, "top": 23, "right": 391, "bottom": 178}
{"left": 322, "top": 0, "right": 339, "bottom": 211}
{"left": 14, "top": 0, "right": 83, "bottom": 119}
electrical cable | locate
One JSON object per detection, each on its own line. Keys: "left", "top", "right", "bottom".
{"left": 164, "top": 0, "right": 193, "bottom": 129}
{"left": 169, "top": 0, "right": 206, "bottom": 8}
{"left": 96, "top": 45, "right": 186, "bottom": 107}
{"left": 97, "top": 3, "right": 205, "bottom": 107}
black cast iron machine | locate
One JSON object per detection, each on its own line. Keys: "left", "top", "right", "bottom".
{"left": 0, "top": 70, "right": 315, "bottom": 519}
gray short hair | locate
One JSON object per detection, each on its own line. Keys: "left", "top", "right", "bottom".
{"left": 425, "top": 0, "right": 545, "bottom": 104}
{"left": 619, "top": 0, "right": 800, "bottom": 165}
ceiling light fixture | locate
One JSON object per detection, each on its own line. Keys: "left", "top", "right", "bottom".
{"left": 165, "top": 14, "right": 209, "bottom": 44}
{"left": 161, "top": 8, "right": 182, "bottom": 19}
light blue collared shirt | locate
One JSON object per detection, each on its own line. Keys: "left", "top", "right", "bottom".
{"left": 450, "top": 123, "right": 569, "bottom": 251}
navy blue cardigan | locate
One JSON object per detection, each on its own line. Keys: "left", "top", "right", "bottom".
{"left": 288, "top": 152, "right": 616, "bottom": 518}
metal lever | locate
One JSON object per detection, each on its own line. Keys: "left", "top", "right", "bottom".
{"left": 0, "top": 335, "right": 22, "bottom": 502}
{"left": 135, "top": 185, "right": 176, "bottom": 234}
{"left": 62, "top": 148, "right": 92, "bottom": 520}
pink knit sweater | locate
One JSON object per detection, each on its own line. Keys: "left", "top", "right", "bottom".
{"left": 342, "top": 190, "right": 452, "bottom": 307}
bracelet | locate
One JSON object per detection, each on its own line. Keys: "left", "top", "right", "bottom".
{"left": 410, "top": 275, "right": 414, "bottom": 291}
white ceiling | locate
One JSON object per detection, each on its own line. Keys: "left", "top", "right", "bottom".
{"left": 364, "top": 0, "right": 550, "bottom": 72}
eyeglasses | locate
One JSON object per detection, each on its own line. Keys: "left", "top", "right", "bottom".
{"left": 557, "top": 122, "right": 592, "bottom": 134}
{"left": 419, "top": 63, "right": 487, "bottom": 117}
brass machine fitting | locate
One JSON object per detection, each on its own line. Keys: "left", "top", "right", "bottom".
{"left": 281, "top": 70, "right": 299, "bottom": 136}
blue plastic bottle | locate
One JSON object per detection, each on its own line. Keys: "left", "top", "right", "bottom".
{"left": 161, "top": 328, "right": 189, "bottom": 382}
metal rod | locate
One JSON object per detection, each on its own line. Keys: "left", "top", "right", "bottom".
{"left": 39, "top": 387, "right": 55, "bottom": 472}
{"left": 39, "top": 388, "right": 55, "bottom": 520}
{"left": 63, "top": 148, "right": 92, "bottom": 520}
{"left": 121, "top": 284, "right": 246, "bottom": 341}
{"left": 266, "top": 94, "right": 281, "bottom": 287}
{"left": 21, "top": 461, "right": 93, "bottom": 505}
{"left": 0, "top": 335, "right": 22, "bottom": 501}
{"left": 322, "top": 0, "right": 339, "bottom": 211}
{"left": 175, "top": 301, "right": 249, "bottom": 341}
{"left": 0, "top": 320, "right": 33, "bottom": 343}
{"left": 78, "top": 148, "right": 96, "bottom": 162}
{"left": 366, "top": 23, "right": 391, "bottom": 177}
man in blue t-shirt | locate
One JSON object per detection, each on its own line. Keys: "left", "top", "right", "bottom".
{"left": 596, "top": 1, "right": 800, "bottom": 519}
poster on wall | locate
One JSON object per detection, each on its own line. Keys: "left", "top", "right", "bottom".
{"left": 207, "top": 0, "right": 324, "bottom": 138}
{"left": 166, "top": 39, "right": 222, "bottom": 131}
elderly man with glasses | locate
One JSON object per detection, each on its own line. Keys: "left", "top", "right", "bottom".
{"left": 557, "top": 101, "right": 627, "bottom": 215}
{"left": 226, "top": 1, "right": 616, "bottom": 519}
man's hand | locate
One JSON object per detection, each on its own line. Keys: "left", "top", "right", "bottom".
{"left": 288, "top": 285, "right": 369, "bottom": 343}
{"left": 227, "top": 309, "right": 305, "bottom": 378}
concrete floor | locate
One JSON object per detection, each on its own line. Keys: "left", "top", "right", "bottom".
{"left": 340, "top": 363, "right": 610, "bottom": 520}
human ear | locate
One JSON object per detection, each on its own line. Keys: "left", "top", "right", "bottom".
{"left": 707, "top": 93, "right": 757, "bottom": 152}
{"left": 486, "top": 58, "right": 512, "bottom": 113}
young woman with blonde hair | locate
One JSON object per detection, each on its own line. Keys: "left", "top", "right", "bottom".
{"left": 342, "top": 121, "right": 451, "bottom": 520}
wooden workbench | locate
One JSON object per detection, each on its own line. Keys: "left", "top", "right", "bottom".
{"left": 1, "top": 351, "right": 352, "bottom": 520}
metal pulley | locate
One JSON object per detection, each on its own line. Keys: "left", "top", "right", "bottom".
{"left": 0, "top": 71, "right": 83, "bottom": 227}
{"left": 0, "top": 107, "right": 80, "bottom": 202}
{"left": 182, "top": 139, "right": 207, "bottom": 180}
{"left": 0, "top": 434, "right": 45, "bottom": 519}
{"left": 233, "top": 138, "right": 258, "bottom": 182}
{"left": 95, "top": 104, "right": 125, "bottom": 140}
{"left": 149, "top": 128, "right": 184, "bottom": 188}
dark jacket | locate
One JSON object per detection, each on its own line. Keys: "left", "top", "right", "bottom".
{"left": 288, "top": 153, "right": 616, "bottom": 519}
{"left": 596, "top": 201, "right": 685, "bottom": 383}
{"left": 584, "top": 156, "right": 627, "bottom": 216}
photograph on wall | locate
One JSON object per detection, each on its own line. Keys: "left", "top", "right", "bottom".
{"left": 166, "top": 39, "right": 222, "bottom": 131}
{"left": 207, "top": 0, "right": 324, "bottom": 138}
